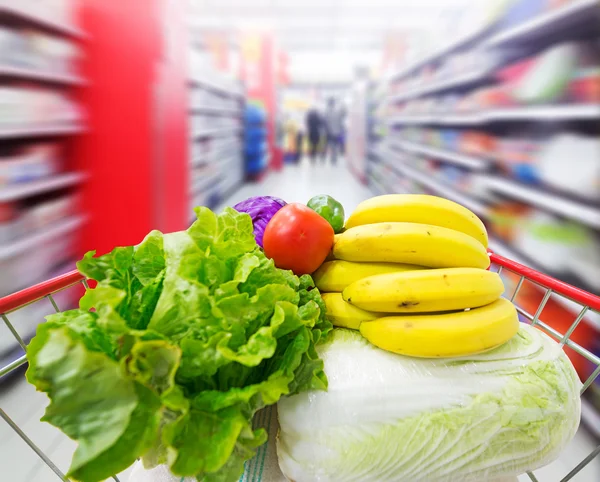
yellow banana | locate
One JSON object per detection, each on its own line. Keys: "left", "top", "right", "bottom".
{"left": 343, "top": 267, "right": 504, "bottom": 313}
{"left": 313, "top": 260, "right": 425, "bottom": 292}
{"left": 360, "top": 298, "right": 519, "bottom": 358}
{"left": 345, "top": 194, "right": 488, "bottom": 247}
{"left": 333, "top": 222, "right": 490, "bottom": 269}
{"left": 321, "top": 293, "right": 380, "bottom": 330}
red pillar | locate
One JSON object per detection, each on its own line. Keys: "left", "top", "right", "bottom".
{"left": 74, "top": 0, "right": 188, "bottom": 255}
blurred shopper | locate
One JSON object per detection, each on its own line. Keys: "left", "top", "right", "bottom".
{"left": 324, "top": 97, "right": 345, "bottom": 165}
{"left": 305, "top": 106, "right": 322, "bottom": 163}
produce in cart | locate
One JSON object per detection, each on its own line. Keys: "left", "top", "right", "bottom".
{"left": 21, "top": 193, "right": 586, "bottom": 482}
{"left": 277, "top": 326, "right": 582, "bottom": 481}
{"left": 25, "top": 206, "right": 332, "bottom": 482}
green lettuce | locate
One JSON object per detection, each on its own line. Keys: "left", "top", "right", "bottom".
{"left": 26, "top": 207, "right": 332, "bottom": 482}
{"left": 277, "top": 325, "right": 582, "bottom": 482}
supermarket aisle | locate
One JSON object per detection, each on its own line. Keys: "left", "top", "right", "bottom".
{"left": 217, "top": 157, "right": 373, "bottom": 215}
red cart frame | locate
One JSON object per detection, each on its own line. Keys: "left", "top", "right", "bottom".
{"left": 1, "top": 252, "right": 599, "bottom": 482}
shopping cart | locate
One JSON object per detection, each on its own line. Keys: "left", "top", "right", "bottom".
{"left": 0, "top": 252, "right": 599, "bottom": 482}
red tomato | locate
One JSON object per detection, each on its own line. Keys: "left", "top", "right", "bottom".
{"left": 263, "top": 203, "right": 334, "bottom": 275}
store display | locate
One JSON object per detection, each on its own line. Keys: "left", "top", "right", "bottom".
{"left": 0, "top": 86, "right": 81, "bottom": 125}
{"left": 244, "top": 104, "right": 268, "bottom": 176}
{"left": 536, "top": 133, "right": 600, "bottom": 200}
{"left": 0, "top": 25, "right": 81, "bottom": 77}
{"left": 0, "top": 0, "right": 87, "bottom": 375}
{"left": 188, "top": 49, "right": 245, "bottom": 218}
{"left": 0, "top": 142, "right": 62, "bottom": 186}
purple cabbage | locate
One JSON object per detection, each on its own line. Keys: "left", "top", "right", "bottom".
{"left": 233, "top": 196, "right": 287, "bottom": 247}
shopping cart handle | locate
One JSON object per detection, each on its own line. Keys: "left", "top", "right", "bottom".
{"left": 488, "top": 250, "right": 600, "bottom": 312}
{"left": 0, "top": 270, "right": 84, "bottom": 315}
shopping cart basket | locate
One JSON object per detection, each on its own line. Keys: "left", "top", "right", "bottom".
{"left": 0, "top": 252, "right": 599, "bottom": 482}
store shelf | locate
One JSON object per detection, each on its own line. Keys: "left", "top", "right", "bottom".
{"left": 390, "top": 23, "right": 492, "bottom": 82}
{"left": 382, "top": 149, "right": 487, "bottom": 216}
{"left": 189, "top": 74, "right": 244, "bottom": 99}
{"left": 368, "top": 176, "right": 389, "bottom": 196}
{"left": 485, "top": 0, "right": 600, "bottom": 48}
{"left": 192, "top": 127, "right": 242, "bottom": 139}
{"left": 387, "top": 113, "right": 482, "bottom": 126}
{"left": 191, "top": 172, "right": 221, "bottom": 195}
{"left": 190, "top": 105, "right": 242, "bottom": 115}
{"left": 392, "top": 140, "right": 489, "bottom": 170}
{"left": 0, "top": 122, "right": 87, "bottom": 140}
{"left": 388, "top": 69, "right": 491, "bottom": 103}
{"left": 483, "top": 177, "right": 600, "bottom": 229}
{"left": 387, "top": 105, "right": 600, "bottom": 126}
{"left": 0, "top": 4, "right": 88, "bottom": 39}
{"left": 0, "top": 215, "right": 85, "bottom": 260}
{"left": 0, "top": 172, "right": 86, "bottom": 202}
{"left": 490, "top": 104, "right": 600, "bottom": 121}
{"left": 0, "top": 64, "right": 87, "bottom": 85}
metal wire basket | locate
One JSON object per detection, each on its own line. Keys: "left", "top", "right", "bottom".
{"left": 1, "top": 252, "right": 599, "bottom": 481}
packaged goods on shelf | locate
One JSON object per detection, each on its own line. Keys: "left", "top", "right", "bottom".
{"left": 0, "top": 87, "right": 81, "bottom": 125}
{"left": 536, "top": 133, "right": 600, "bottom": 200}
{"left": 0, "top": 142, "right": 62, "bottom": 186}
{"left": 0, "top": 25, "right": 81, "bottom": 75}
{"left": 244, "top": 104, "right": 268, "bottom": 176}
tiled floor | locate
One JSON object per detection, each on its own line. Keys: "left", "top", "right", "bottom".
{"left": 0, "top": 158, "right": 597, "bottom": 481}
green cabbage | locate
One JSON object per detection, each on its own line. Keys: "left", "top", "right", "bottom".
{"left": 25, "top": 207, "right": 331, "bottom": 482}
{"left": 277, "top": 325, "right": 581, "bottom": 482}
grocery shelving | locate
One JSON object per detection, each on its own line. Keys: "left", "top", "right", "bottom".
{"left": 388, "top": 105, "right": 600, "bottom": 126}
{"left": 390, "top": 23, "right": 492, "bottom": 82}
{"left": 191, "top": 127, "right": 242, "bottom": 139}
{"left": 0, "top": 215, "right": 85, "bottom": 260}
{"left": 381, "top": 150, "right": 487, "bottom": 216}
{"left": 0, "top": 65, "right": 87, "bottom": 85}
{"left": 0, "top": 3, "right": 88, "bottom": 39}
{"left": 0, "top": 0, "right": 88, "bottom": 358}
{"left": 189, "top": 105, "right": 242, "bottom": 115}
{"left": 485, "top": 0, "right": 600, "bottom": 48}
{"left": 0, "top": 123, "right": 87, "bottom": 140}
{"left": 482, "top": 177, "right": 600, "bottom": 230}
{"left": 489, "top": 105, "right": 600, "bottom": 122}
{"left": 390, "top": 140, "right": 488, "bottom": 170}
{"left": 187, "top": 47, "right": 245, "bottom": 222}
{"left": 387, "top": 68, "right": 491, "bottom": 103}
{"left": 189, "top": 74, "right": 245, "bottom": 99}
{"left": 0, "top": 172, "right": 86, "bottom": 202}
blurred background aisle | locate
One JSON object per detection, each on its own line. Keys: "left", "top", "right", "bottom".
{"left": 0, "top": 0, "right": 599, "bottom": 480}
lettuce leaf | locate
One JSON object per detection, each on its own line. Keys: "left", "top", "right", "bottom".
{"left": 26, "top": 207, "right": 331, "bottom": 482}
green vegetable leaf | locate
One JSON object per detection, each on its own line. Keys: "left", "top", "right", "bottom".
{"left": 26, "top": 326, "right": 160, "bottom": 481}
{"left": 26, "top": 207, "right": 331, "bottom": 482}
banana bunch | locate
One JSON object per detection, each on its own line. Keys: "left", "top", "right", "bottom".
{"left": 314, "top": 194, "right": 519, "bottom": 358}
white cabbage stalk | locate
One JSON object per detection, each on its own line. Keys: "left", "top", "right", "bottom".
{"left": 277, "top": 325, "right": 581, "bottom": 482}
